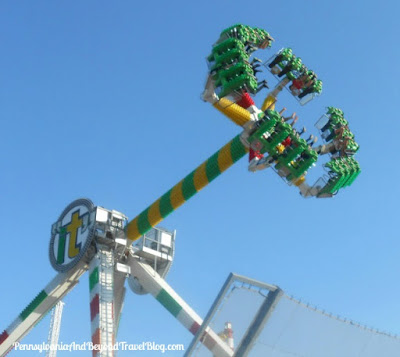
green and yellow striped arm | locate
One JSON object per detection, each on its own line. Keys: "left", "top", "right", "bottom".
{"left": 126, "top": 134, "right": 248, "bottom": 242}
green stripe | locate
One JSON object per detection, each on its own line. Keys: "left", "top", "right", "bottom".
{"left": 20, "top": 290, "right": 48, "bottom": 321}
{"left": 206, "top": 151, "right": 221, "bottom": 182}
{"left": 56, "top": 228, "right": 66, "bottom": 264}
{"left": 156, "top": 289, "right": 182, "bottom": 317}
{"left": 89, "top": 267, "right": 99, "bottom": 291}
{"left": 181, "top": 171, "right": 197, "bottom": 201}
{"left": 159, "top": 190, "right": 174, "bottom": 218}
{"left": 137, "top": 208, "right": 152, "bottom": 235}
{"left": 231, "top": 135, "right": 247, "bottom": 162}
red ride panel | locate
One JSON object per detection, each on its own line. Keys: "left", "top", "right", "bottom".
{"left": 236, "top": 92, "right": 255, "bottom": 109}
{"left": 90, "top": 294, "right": 100, "bottom": 321}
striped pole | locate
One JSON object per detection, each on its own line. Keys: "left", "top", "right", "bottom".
{"left": 0, "top": 290, "right": 49, "bottom": 354}
{"left": 217, "top": 322, "right": 234, "bottom": 351}
{"left": 89, "top": 251, "right": 115, "bottom": 357}
{"left": 0, "top": 263, "right": 86, "bottom": 356}
{"left": 224, "top": 322, "right": 234, "bottom": 350}
{"left": 128, "top": 257, "right": 233, "bottom": 357}
{"left": 126, "top": 134, "right": 248, "bottom": 243}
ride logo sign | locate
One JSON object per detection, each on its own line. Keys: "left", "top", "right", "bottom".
{"left": 49, "top": 199, "right": 95, "bottom": 272}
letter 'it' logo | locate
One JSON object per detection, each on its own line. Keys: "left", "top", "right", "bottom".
{"left": 49, "top": 199, "right": 95, "bottom": 272}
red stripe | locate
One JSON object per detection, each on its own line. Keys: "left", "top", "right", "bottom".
{"left": 0, "top": 330, "right": 9, "bottom": 344}
{"left": 91, "top": 328, "right": 100, "bottom": 357}
{"left": 189, "top": 321, "right": 200, "bottom": 335}
{"left": 90, "top": 294, "right": 100, "bottom": 321}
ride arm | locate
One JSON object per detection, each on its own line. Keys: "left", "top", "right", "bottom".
{"left": 0, "top": 261, "right": 87, "bottom": 356}
{"left": 126, "top": 135, "right": 248, "bottom": 243}
{"left": 127, "top": 256, "right": 234, "bottom": 357}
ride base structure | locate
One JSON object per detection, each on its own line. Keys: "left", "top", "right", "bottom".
{"left": 0, "top": 24, "right": 360, "bottom": 357}
{"left": 0, "top": 200, "right": 234, "bottom": 357}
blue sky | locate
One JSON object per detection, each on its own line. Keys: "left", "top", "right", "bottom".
{"left": 1, "top": 0, "right": 400, "bottom": 355}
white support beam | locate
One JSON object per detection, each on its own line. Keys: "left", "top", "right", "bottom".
{"left": 88, "top": 249, "right": 115, "bottom": 357}
{"left": 0, "top": 261, "right": 87, "bottom": 357}
{"left": 127, "top": 256, "right": 233, "bottom": 357}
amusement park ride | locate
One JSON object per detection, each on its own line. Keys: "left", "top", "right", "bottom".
{"left": 0, "top": 24, "right": 360, "bottom": 356}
